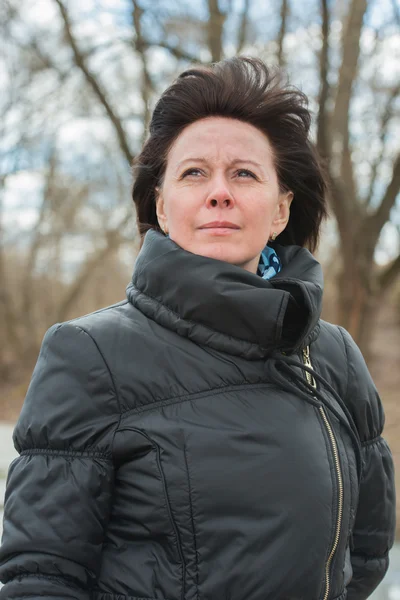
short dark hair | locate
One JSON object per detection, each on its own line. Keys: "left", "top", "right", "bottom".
{"left": 132, "top": 56, "right": 327, "bottom": 252}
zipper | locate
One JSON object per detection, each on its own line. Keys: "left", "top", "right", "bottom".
{"left": 302, "top": 346, "right": 344, "bottom": 600}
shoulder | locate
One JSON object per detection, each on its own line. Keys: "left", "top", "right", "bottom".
{"left": 315, "top": 320, "right": 384, "bottom": 442}
{"left": 34, "top": 300, "right": 138, "bottom": 382}
{"left": 52, "top": 299, "right": 151, "bottom": 355}
{"left": 50, "top": 298, "right": 172, "bottom": 413}
{"left": 63, "top": 299, "right": 133, "bottom": 336}
{"left": 317, "top": 320, "right": 347, "bottom": 353}
{"left": 14, "top": 304, "right": 138, "bottom": 453}
{"left": 313, "top": 320, "right": 348, "bottom": 389}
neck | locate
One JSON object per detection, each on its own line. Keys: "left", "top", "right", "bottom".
{"left": 235, "top": 254, "right": 260, "bottom": 274}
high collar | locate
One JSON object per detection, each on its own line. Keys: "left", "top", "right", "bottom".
{"left": 127, "top": 230, "right": 323, "bottom": 359}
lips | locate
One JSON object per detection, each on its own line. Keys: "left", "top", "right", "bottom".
{"left": 199, "top": 221, "right": 240, "bottom": 229}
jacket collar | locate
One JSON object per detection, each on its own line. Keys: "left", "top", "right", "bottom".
{"left": 127, "top": 230, "right": 323, "bottom": 359}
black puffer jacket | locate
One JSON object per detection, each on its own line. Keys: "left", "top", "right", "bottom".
{"left": 0, "top": 231, "right": 395, "bottom": 600}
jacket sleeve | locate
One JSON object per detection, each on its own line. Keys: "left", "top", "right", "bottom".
{"left": 339, "top": 327, "right": 396, "bottom": 600}
{"left": 0, "top": 323, "right": 120, "bottom": 599}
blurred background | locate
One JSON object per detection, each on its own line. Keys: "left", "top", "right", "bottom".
{"left": 0, "top": 0, "right": 399, "bottom": 596}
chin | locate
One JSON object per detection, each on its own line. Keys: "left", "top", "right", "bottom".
{"left": 194, "top": 243, "right": 252, "bottom": 268}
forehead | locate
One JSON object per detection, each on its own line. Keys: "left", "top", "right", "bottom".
{"left": 167, "top": 117, "right": 274, "bottom": 164}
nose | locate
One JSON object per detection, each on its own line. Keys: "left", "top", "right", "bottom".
{"left": 205, "top": 176, "right": 235, "bottom": 209}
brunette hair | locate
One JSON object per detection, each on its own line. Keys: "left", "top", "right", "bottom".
{"left": 132, "top": 56, "right": 327, "bottom": 252}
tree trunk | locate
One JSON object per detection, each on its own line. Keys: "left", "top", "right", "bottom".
{"left": 337, "top": 258, "right": 376, "bottom": 360}
{"left": 207, "top": 0, "right": 226, "bottom": 61}
{"left": 277, "top": 0, "right": 288, "bottom": 68}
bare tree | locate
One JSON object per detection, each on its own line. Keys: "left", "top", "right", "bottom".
{"left": 277, "top": 0, "right": 289, "bottom": 67}
{"left": 132, "top": 0, "right": 155, "bottom": 143}
{"left": 317, "top": 0, "right": 400, "bottom": 354}
{"left": 1, "top": 0, "right": 400, "bottom": 373}
{"left": 0, "top": 176, "right": 24, "bottom": 376}
{"left": 237, "top": 0, "right": 251, "bottom": 54}
{"left": 54, "top": 0, "right": 134, "bottom": 164}
{"left": 207, "top": 0, "right": 226, "bottom": 62}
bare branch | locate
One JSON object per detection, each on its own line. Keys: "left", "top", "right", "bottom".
{"left": 325, "top": 173, "right": 356, "bottom": 256}
{"left": 332, "top": 0, "right": 367, "bottom": 203}
{"left": 152, "top": 40, "right": 203, "bottom": 63}
{"left": 379, "top": 252, "right": 400, "bottom": 292}
{"left": 277, "top": 0, "right": 288, "bottom": 68}
{"left": 334, "top": 0, "right": 367, "bottom": 135}
{"left": 0, "top": 175, "right": 23, "bottom": 357}
{"left": 54, "top": 0, "right": 134, "bottom": 164}
{"left": 19, "top": 151, "right": 57, "bottom": 345}
{"left": 27, "top": 38, "right": 65, "bottom": 75}
{"left": 237, "top": 0, "right": 250, "bottom": 54}
{"left": 365, "top": 82, "right": 400, "bottom": 205}
{"left": 55, "top": 212, "right": 133, "bottom": 323}
{"left": 207, "top": 0, "right": 226, "bottom": 62}
{"left": 83, "top": 39, "right": 127, "bottom": 60}
{"left": 316, "top": 0, "right": 330, "bottom": 159}
{"left": 341, "top": 144, "right": 358, "bottom": 205}
{"left": 369, "top": 153, "right": 400, "bottom": 238}
{"left": 391, "top": 0, "right": 400, "bottom": 27}
{"left": 132, "top": 0, "right": 155, "bottom": 144}
{"left": 318, "top": 0, "right": 360, "bottom": 250}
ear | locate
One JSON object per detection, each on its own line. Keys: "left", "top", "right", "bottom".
{"left": 271, "top": 190, "right": 293, "bottom": 236}
{"left": 155, "top": 187, "right": 168, "bottom": 234}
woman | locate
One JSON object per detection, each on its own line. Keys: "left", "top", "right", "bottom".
{"left": 0, "top": 57, "right": 395, "bottom": 600}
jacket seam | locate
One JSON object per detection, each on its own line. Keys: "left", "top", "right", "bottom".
{"left": 153, "top": 437, "right": 186, "bottom": 599}
{"left": 111, "top": 411, "right": 124, "bottom": 458}
{"left": 338, "top": 326, "right": 383, "bottom": 445}
{"left": 94, "top": 597, "right": 170, "bottom": 600}
{"left": 4, "top": 571, "right": 84, "bottom": 588}
{"left": 94, "top": 596, "right": 170, "bottom": 600}
{"left": 361, "top": 435, "right": 382, "bottom": 447}
{"left": 114, "top": 427, "right": 186, "bottom": 597}
{"left": 351, "top": 549, "right": 389, "bottom": 560}
{"left": 119, "top": 382, "right": 276, "bottom": 419}
{"left": 19, "top": 448, "right": 113, "bottom": 461}
{"left": 71, "top": 324, "right": 122, "bottom": 415}
{"left": 183, "top": 442, "right": 200, "bottom": 600}
{"left": 337, "top": 326, "right": 350, "bottom": 409}
{"left": 340, "top": 424, "right": 356, "bottom": 535}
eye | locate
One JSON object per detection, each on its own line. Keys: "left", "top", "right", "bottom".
{"left": 181, "top": 168, "right": 203, "bottom": 178}
{"left": 236, "top": 169, "right": 257, "bottom": 179}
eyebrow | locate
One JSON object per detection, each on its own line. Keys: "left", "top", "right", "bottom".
{"left": 175, "top": 158, "right": 265, "bottom": 170}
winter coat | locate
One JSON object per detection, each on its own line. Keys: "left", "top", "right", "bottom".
{"left": 0, "top": 230, "right": 396, "bottom": 600}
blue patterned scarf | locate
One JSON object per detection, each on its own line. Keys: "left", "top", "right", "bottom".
{"left": 257, "top": 244, "right": 281, "bottom": 280}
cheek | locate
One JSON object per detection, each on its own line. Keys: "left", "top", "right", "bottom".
{"left": 166, "top": 192, "right": 200, "bottom": 227}
{"left": 245, "top": 194, "right": 276, "bottom": 223}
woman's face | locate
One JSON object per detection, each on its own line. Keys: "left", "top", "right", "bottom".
{"left": 156, "top": 117, "right": 293, "bottom": 273}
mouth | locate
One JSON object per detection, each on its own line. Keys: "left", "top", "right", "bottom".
{"left": 199, "top": 221, "right": 241, "bottom": 230}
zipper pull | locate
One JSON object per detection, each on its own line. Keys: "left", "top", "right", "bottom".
{"left": 302, "top": 346, "right": 310, "bottom": 365}
{"left": 302, "top": 345, "right": 317, "bottom": 389}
